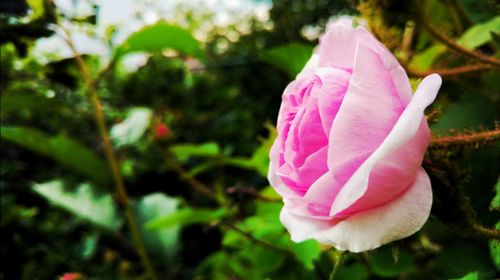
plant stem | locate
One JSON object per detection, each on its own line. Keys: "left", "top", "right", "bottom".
{"left": 164, "top": 153, "right": 219, "bottom": 202}
{"left": 407, "top": 64, "right": 493, "bottom": 78}
{"left": 421, "top": 21, "right": 500, "bottom": 67}
{"left": 329, "top": 251, "right": 345, "bottom": 280}
{"left": 429, "top": 128, "right": 500, "bottom": 149}
{"left": 60, "top": 27, "right": 157, "bottom": 280}
{"left": 472, "top": 224, "right": 500, "bottom": 240}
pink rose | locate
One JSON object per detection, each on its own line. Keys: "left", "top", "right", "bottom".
{"left": 268, "top": 18, "right": 442, "bottom": 252}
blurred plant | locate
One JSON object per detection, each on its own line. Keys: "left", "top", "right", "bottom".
{"left": 1, "top": 0, "right": 499, "bottom": 279}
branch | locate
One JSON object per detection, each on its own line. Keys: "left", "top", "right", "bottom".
{"left": 226, "top": 185, "right": 282, "bottom": 203}
{"left": 421, "top": 21, "right": 500, "bottom": 67}
{"left": 59, "top": 26, "right": 157, "bottom": 280}
{"left": 472, "top": 224, "right": 500, "bottom": 240}
{"left": 164, "top": 153, "right": 220, "bottom": 202}
{"left": 407, "top": 64, "right": 494, "bottom": 78}
{"left": 429, "top": 128, "right": 500, "bottom": 150}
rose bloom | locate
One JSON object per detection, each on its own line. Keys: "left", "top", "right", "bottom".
{"left": 268, "top": 18, "right": 442, "bottom": 252}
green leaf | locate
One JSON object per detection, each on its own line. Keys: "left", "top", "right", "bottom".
{"left": 169, "top": 142, "right": 220, "bottom": 162}
{"left": 224, "top": 125, "right": 276, "bottom": 177}
{"left": 410, "top": 16, "right": 499, "bottom": 71}
{"left": 452, "top": 272, "right": 479, "bottom": 280}
{"left": 33, "top": 180, "right": 122, "bottom": 230}
{"left": 435, "top": 242, "right": 496, "bottom": 279}
{"left": 261, "top": 43, "right": 314, "bottom": 77}
{"left": 410, "top": 45, "right": 446, "bottom": 71}
{"left": 136, "top": 193, "right": 180, "bottom": 260}
{"left": 27, "top": 0, "right": 44, "bottom": 19}
{"left": 336, "top": 263, "right": 369, "bottom": 280}
{"left": 146, "top": 207, "right": 225, "bottom": 229}
{"left": 457, "top": 16, "right": 500, "bottom": 49}
{"left": 368, "top": 247, "right": 415, "bottom": 277}
{"left": 115, "top": 22, "right": 204, "bottom": 59}
{"left": 0, "top": 94, "right": 62, "bottom": 116}
{"left": 290, "top": 240, "right": 321, "bottom": 270}
{"left": 490, "top": 222, "right": 500, "bottom": 270}
{"left": 110, "top": 107, "right": 152, "bottom": 147}
{"left": 431, "top": 94, "right": 496, "bottom": 135}
{"left": 1, "top": 126, "right": 110, "bottom": 186}
{"left": 490, "top": 179, "right": 500, "bottom": 210}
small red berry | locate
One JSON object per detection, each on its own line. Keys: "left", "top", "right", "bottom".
{"left": 154, "top": 123, "right": 171, "bottom": 139}
{"left": 59, "top": 273, "right": 83, "bottom": 280}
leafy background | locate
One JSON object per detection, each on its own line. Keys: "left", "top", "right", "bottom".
{"left": 1, "top": 0, "right": 499, "bottom": 279}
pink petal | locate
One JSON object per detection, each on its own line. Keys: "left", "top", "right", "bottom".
{"left": 330, "top": 74, "right": 442, "bottom": 216}
{"left": 280, "top": 168, "right": 433, "bottom": 252}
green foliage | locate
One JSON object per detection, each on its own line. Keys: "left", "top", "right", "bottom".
{"left": 453, "top": 272, "right": 479, "bottom": 280}
{"left": 115, "top": 22, "right": 204, "bottom": 60}
{"left": 368, "top": 246, "right": 415, "bottom": 277}
{"left": 457, "top": 16, "right": 500, "bottom": 50}
{"left": 169, "top": 142, "right": 221, "bottom": 162}
{"left": 136, "top": 193, "right": 180, "bottom": 260}
{"left": 1, "top": 0, "right": 499, "bottom": 279}
{"left": 146, "top": 207, "right": 226, "bottom": 230}
{"left": 33, "top": 180, "right": 122, "bottom": 230}
{"left": 110, "top": 107, "right": 152, "bottom": 147}
{"left": 1, "top": 126, "right": 110, "bottom": 186}
{"left": 261, "top": 43, "right": 314, "bottom": 77}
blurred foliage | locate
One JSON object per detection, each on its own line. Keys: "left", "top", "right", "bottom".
{"left": 1, "top": 0, "right": 499, "bottom": 279}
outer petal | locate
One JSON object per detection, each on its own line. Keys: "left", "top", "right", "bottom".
{"left": 303, "top": 42, "right": 406, "bottom": 212}
{"left": 318, "top": 20, "right": 412, "bottom": 103}
{"left": 280, "top": 168, "right": 432, "bottom": 252}
{"left": 330, "top": 74, "right": 442, "bottom": 216}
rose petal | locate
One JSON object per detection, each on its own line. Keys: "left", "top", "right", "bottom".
{"left": 318, "top": 21, "right": 412, "bottom": 103}
{"left": 330, "top": 74, "right": 442, "bottom": 216}
{"left": 303, "top": 41, "right": 406, "bottom": 210}
{"left": 280, "top": 168, "right": 432, "bottom": 252}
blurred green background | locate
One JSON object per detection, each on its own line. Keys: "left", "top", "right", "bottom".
{"left": 1, "top": 0, "right": 499, "bottom": 279}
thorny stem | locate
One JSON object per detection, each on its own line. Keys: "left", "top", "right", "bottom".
{"left": 407, "top": 64, "right": 494, "bottom": 78}
{"left": 472, "top": 224, "right": 500, "bottom": 240}
{"left": 421, "top": 21, "right": 500, "bottom": 67}
{"left": 60, "top": 27, "right": 157, "bottom": 280}
{"left": 429, "top": 128, "right": 500, "bottom": 149}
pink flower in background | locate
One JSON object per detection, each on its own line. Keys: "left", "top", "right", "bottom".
{"left": 268, "top": 18, "right": 442, "bottom": 252}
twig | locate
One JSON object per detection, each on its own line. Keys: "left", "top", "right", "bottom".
{"left": 329, "top": 251, "right": 346, "bottom": 280}
{"left": 429, "top": 128, "right": 500, "bottom": 149}
{"left": 472, "top": 224, "right": 500, "bottom": 240}
{"left": 59, "top": 26, "right": 157, "bottom": 280}
{"left": 226, "top": 185, "right": 282, "bottom": 203}
{"left": 421, "top": 21, "right": 500, "bottom": 67}
{"left": 220, "top": 221, "right": 293, "bottom": 255}
{"left": 407, "top": 64, "right": 494, "bottom": 78}
{"left": 164, "top": 153, "right": 219, "bottom": 202}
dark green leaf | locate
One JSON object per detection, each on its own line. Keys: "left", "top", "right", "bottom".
{"left": 1, "top": 126, "right": 110, "bottom": 186}
{"left": 115, "top": 22, "right": 204, "bottom": 59}
{"left": 368, "top": 247, "right": 415, "bottom": 277}
{"left": 261, "top": 43, "right": 314, "bottom": 77}
{"left": 0, "top": 94, "right": 62, "bottom": 115}
{"left": 336, "top": 263, "right": 369, "bottom": 280}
